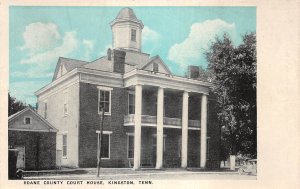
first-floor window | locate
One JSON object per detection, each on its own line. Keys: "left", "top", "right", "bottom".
{"left": 178, "top": 136, "right": 182, "bottom": 157}
{"left": 63, "top": 134, "right": 67, "bottom": 157}
{"left": 206, "top": 138, "right": 210, "bottom": 160}
{"left": 127, "top": 135, "right": 134, "bottom": 159}
{"left": 101, "top": 134, "right": 110, "bottom": 158}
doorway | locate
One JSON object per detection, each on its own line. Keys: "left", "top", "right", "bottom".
{"left": 151, "top": 135, "right": 166, "bottom": 167}
{"left": 15, "top": 146, "right": 25, "bottom": 169}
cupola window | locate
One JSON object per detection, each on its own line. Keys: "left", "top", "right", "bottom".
{"left": 131, "top": 29, "right": 136, "bottom": 42}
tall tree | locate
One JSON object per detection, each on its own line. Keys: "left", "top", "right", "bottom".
{"left": 206, "top": 33, "right": 257, "bottom": 167}
{"left": 8, "top": 93, "right": 27, "bottom": 116}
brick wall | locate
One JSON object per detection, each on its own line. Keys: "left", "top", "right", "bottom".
{"left": 8, "top": 131, "right": 56, "bottom": 170}
{"left": 79, "top": 82, "right": 129, "bottom": 168}
{"left": 78, "top": 82, "right": 220, "bottom": 168}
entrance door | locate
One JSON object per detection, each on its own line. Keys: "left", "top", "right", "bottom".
{"left": 15, "top": 146, "right": 25, "bottom": 169}
{"left": 152, "top": 137, "right": 156, "bottom": 167}
{"left": 152, "top": 136, "right": 166, "bottom": 167}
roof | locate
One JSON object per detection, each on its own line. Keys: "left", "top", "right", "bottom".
{"left": 110, "top": 7, "right": 143, "bottom": 28}
{"left": 52, "top": 57, "right": 88, "bottom": 81}
{"left": 116, "top": 7, "right": 137, "bottom": 20}
{"left": 83, "top": 56, "right": 112, "bottom": 72}
{"left": 8, "top": 107, "right": 58, "bottom": 132}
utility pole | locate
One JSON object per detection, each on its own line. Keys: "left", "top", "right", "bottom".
{"left": 96, "top": 106, "right": 105, "bottom": 177}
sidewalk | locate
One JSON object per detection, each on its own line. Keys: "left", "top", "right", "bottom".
{"left": 23, "top": 167, "right": 241, "bottom": 180}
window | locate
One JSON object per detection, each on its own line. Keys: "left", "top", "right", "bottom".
{"left": 128, "top": 92, "right": 135, "bottom": 114}
{"left": 206, "top": 137, "right": 210, "bottom": 160}
{"left": 63, "top": 134, "right": 67, "bottom": 157}
{"left": 131, "top": 29, "right": 136, "bottom": 41}
{"left": 97, "top": 86, "right": 113, "bottom": 115}
{"left": 99, "top": 90, "right": 110, "bottom": 113}
{"left": 44, "top": 102, "right": 47, "bottom": 119}
{"left": 63, "top": 91, "right": 68, "bottom": 116}
{"left": 153, "top": 63, "right": 159, "bottom": 72}
{"left": 101, "top": 134, "right": 110, "bottom": 158}
{"left": 178, "top": 136, "right": 182, "bottom": 157}
{"left": 127, "top": 134, "right": 134, "bottom": 159}
{"left": 24, "top": 117, "right": 32, "bottom": 125}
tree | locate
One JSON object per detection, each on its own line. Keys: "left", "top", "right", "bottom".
{"left": 206, "top": 33, "right": 257, "bottom": 168}
{"left": 8, "top": 93, "right": 27, "bottom": 116}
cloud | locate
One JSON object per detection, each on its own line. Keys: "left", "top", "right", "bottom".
{"left": 142, "top": 26, "right": 161, "bottom": 53}
{"left": 83, "top": 39, "right": 95, "bottom": 60}
{"left": 142, "top": 26, "right": 160, "bottom": 44}
{"left": 16, "top": 22, "right": 80, "bottom": 79}
{"left": 21, "top": 31, "right": 79, "bottom": 65}
{"left": 168, "top": 19, "right": 235, "bottom": 69}
{"left": 20, "top": 22, "right": 61, "bottom": 54}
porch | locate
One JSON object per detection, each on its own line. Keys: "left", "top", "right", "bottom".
{"left": 124, "top": 114, "right": 200, "bottom": 129}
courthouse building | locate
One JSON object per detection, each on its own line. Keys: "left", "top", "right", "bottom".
{"left": 35, "top": 7, "right": 220, "bottom": 169}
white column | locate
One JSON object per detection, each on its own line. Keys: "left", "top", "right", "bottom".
{"left": 133, "top": 84, "right": 142, "bottom": 170}
{"left": 156, "top": 87, "right": 164, "bottom": 169}
{"left": 181, "top": 91, "right": 189, "bottom": 168}
{"left": 200, "top": 94, "right": 208, "bottom": 168}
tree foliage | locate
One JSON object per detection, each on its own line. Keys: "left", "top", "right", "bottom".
{"left": 8, "top": 93, "right": 27, "bottom": 116}
{"left": 206, "top": 33, "right": 257, "bottom": 157}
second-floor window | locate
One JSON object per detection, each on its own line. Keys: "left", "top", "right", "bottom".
{"left": 44, "top": 102, "right": 47, "bottom": 119}
{"left": 63, "top": 91, "right": 68, "bottom": 116}
{"left": 98, "top": 89, "right": 111, "bottom": 114}
{"left": 131, "top": 29, "right": 136, "bottom": 42}
{"left": 128, "top": 92, "right": 135, "bottom": 114}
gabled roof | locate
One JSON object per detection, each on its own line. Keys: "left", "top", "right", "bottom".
{"left": 8, "top": 107, "right": 58, "bottom": 132}
{"left": 138, "top": 55, "right": 172, "bottom": 75}
{"left": 52, "top": 57, "right": 88, "bottom": 81}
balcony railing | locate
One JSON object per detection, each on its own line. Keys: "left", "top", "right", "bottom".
{"left": 124, "top": 114, "right": 200, "bottom": 128}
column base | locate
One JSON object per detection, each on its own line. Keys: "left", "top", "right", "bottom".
{"left": 155, "top": 166, "right": 163, "bottom": 170}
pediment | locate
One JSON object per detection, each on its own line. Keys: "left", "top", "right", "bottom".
{"left": 140, "top": 56, "right": 172, "bottom": 75}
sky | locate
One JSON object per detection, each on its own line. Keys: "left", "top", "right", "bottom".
{"left": 9, "top": 6, "right": 256, "bottom": 105}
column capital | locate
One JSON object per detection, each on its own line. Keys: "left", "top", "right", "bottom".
{"left": 183, "top": 90, "right": 190, "bottom": 97}
{"left": 135, "top": 84, "right": 143, "bottom": 87}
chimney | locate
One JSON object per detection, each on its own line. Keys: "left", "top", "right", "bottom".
{"left": 112, "top": 49, "right": 126, "bottom": 73}
{"left": 107, "top": 48, "right": 112, "bottom": 60}
{"left": 187, "top": 65, "right": 200, "bottom": 79}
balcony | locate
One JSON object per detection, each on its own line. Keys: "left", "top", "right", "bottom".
{"left": 124, "top": 114, "right": 200, "bottom": 128}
